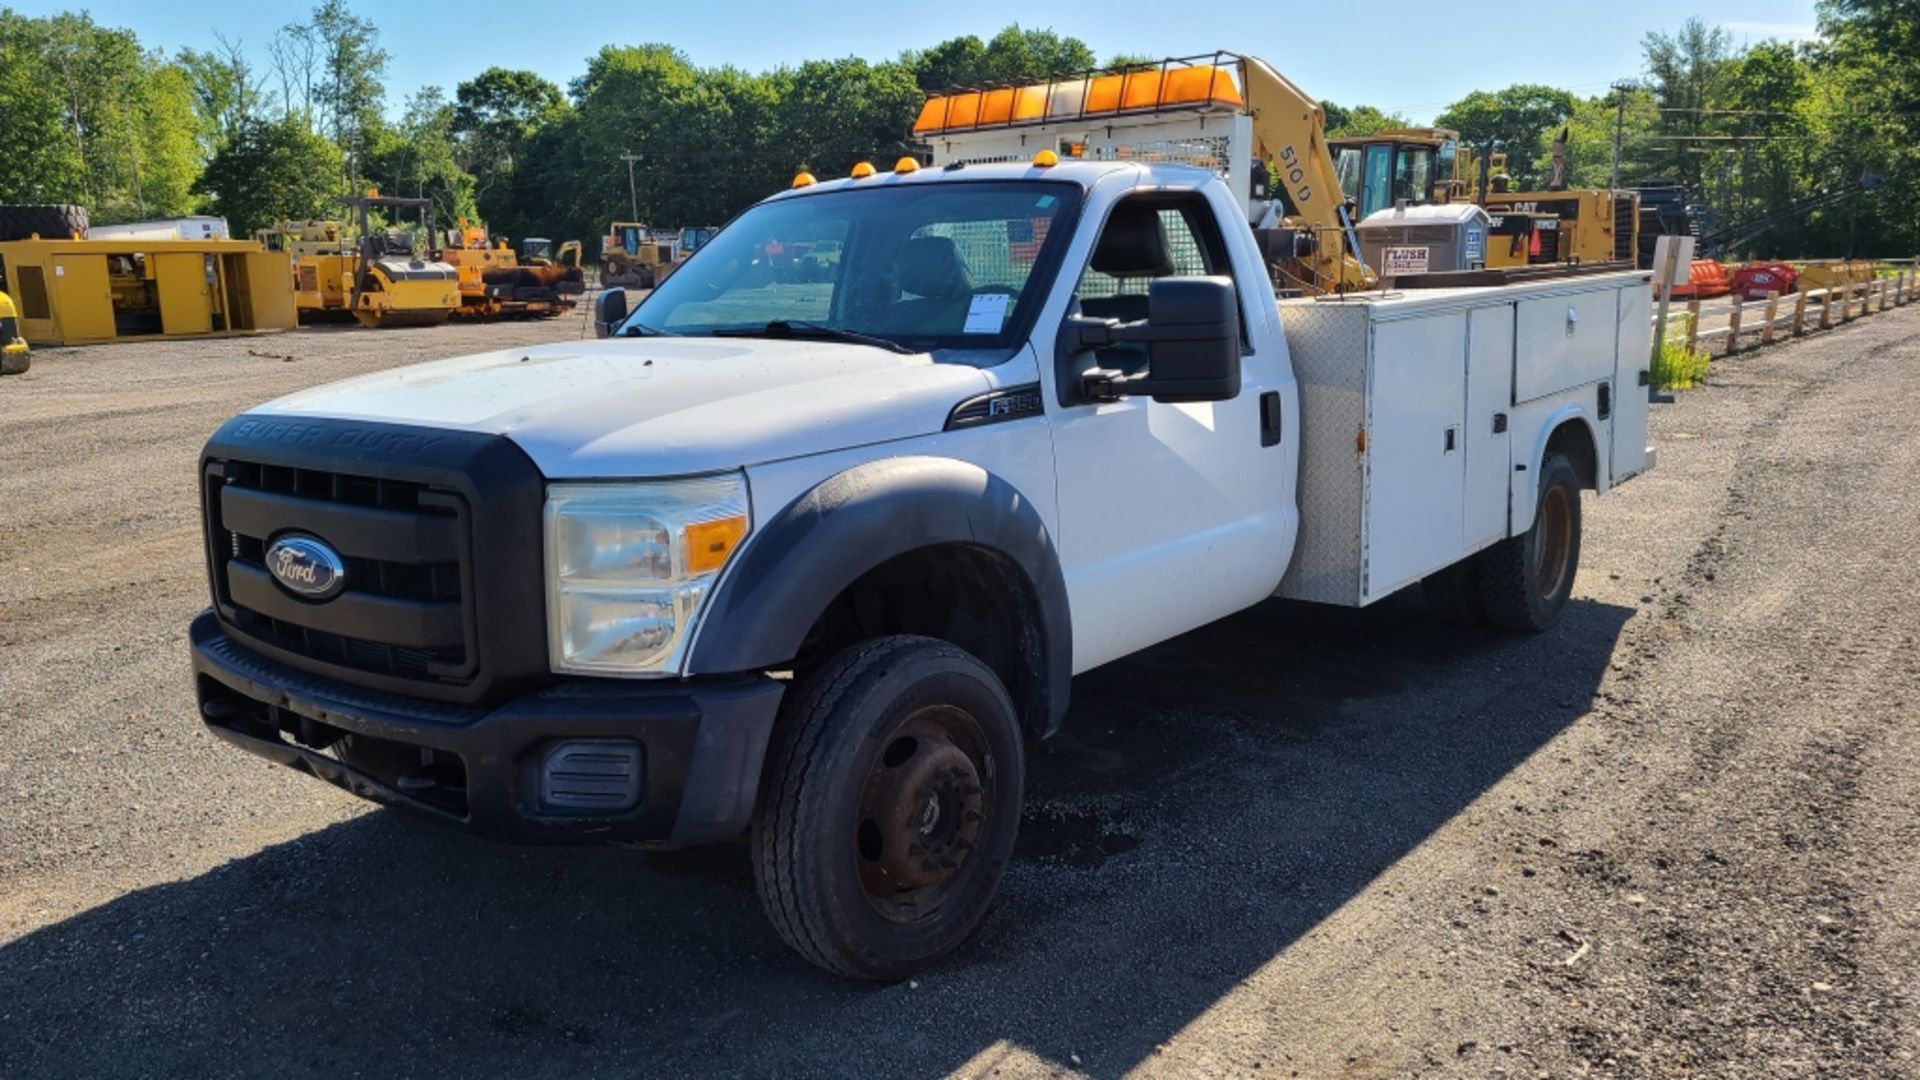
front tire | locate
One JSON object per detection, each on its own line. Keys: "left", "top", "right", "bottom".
{"left": 1475, "top": 451, "right": 1583, "bottom": 631}
{"left": 752, "top": 635, "right": 1024, "bottom": 980}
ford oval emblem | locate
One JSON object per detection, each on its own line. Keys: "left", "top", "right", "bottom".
{"left": 266, "top": 534, "right": 347, "bottom": 600}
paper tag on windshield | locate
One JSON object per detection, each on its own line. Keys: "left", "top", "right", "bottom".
{"left": 964, "top": 293, "right": 1011, "bottom": 334}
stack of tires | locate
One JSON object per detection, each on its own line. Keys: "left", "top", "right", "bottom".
{"left": 0, "top": 203, "right": 88, "bottom": 243}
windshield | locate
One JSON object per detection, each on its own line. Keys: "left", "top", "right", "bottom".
{"left": 1393, "top": 146, "right": 1435, "bottom": 206}
{"left": 628, "top": 181, "right": 1083, "bottom": 355}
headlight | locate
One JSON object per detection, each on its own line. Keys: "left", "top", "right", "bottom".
{"left": 544, "top": 475, "right": 750, "bottom": 676}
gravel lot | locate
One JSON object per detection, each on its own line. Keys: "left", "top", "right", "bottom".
{"left": 2, "top": 303, "right": 1917, "bottom": 1078}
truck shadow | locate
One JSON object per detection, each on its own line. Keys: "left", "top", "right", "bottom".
{"left": 0, "top": 594, "right": 1633, "bottom": 1078}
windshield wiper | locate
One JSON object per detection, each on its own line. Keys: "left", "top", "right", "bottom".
{"left": 620, "top": 321, "right": 674, "bottom": 337}
{"left": 712, "top": 320, "right": 916, "bottom": 355}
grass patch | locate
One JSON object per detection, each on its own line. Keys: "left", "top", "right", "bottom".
{"left": 1652, "top": 312, "right": 1712, "bottom": 390}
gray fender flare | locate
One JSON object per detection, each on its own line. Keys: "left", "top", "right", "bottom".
{"left": 686, "top": 456, "right": 1072, "bottom": 735}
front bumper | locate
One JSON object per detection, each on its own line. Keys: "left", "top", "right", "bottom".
{"left": 190, "top": 610, "right": 784, "bottom": 846}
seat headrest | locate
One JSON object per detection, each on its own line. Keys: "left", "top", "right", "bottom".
{"left": 1091, "top": 203, "right": 1175, "bottom": 277}
{"left": 897, "top": 236, "right": 973, "bottom": 299}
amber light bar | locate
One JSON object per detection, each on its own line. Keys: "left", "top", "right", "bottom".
{"left": 913, "top": 52, "right": 1247, "bottom": 137}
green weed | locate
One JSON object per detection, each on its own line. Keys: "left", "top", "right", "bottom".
{"left": 1652, "top": 313, "right": 1712, "bottom": 391}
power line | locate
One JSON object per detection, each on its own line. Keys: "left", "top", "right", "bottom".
{"left": 1646, "top": 134, "right": 1800, "bottom": 142}
{"left": 1655, "top": 106, "right": 1920, "bottom": 119}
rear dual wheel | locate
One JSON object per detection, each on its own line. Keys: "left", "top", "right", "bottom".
{"left": 752, "top": 635, "right": 1023, "bottom": 980}
{"left": 1423, "top": 450, "right": 1582, "bottom": 631}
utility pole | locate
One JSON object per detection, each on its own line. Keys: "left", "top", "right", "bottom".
{"left": 1609, "top": 82, "right": 1634, "bottom": 190}
{"left": 620, "top": 152, "right": 643, "bottom": 220}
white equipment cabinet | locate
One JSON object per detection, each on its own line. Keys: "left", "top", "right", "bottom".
{"left": 1276, "top": 271, "right": 1652, "bottom": 606}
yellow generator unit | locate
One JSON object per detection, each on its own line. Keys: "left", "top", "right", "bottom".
{"left": 1481, "top": 190, "right": 1638, "bottom": 267}
{"left": 0, "top": 235, "right": 296, "bottom": 345}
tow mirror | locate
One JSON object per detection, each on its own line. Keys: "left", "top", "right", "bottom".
{"left": 1063, "top": 276, "right": 1241, "bottom": 404}
{"left": 594, "top": 287, "right": 628, "bottom": 338}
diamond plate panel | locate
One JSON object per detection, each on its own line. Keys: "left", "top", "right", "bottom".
{"left": 1275, "top": 299, "right": 1372, "bottom": 605}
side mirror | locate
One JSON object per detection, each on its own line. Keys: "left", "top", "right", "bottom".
{"left": 594, "top": 287, "right": 628, "bottom": 339}
{"left": 1062, "top": 276, "right": 1241, "bottom": 404}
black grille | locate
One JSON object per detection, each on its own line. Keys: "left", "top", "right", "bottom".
{"left": 205, "top": 458, "right": 475, "bottom": 686}
{"left": 227, "top": 608, "right": 453, "bottom": 678}
{"left": 1613, "top": 196, "right": 1638, "bottom": 262}
{"left": 226, "top": 460, "right": 436, "bottom": 512}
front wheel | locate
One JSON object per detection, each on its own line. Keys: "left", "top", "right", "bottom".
{"left": 1474, "top": 451, "right": 1583, "bottom": 631}
{"left": 752, "top": 635, "right": 1024, "bottom": 980}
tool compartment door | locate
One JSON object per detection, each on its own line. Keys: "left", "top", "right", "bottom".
{"left": 1363, "top": 311, "right": 1468, "bottom": 600}
{"left": 155, "top": 252, "right": 213, "bottom": 335}
{"left": 1610, "top": 282, "right": 1653, "bottom": 481}
{"left": 1513, "top": 286, "right": 1620, "bottom": 403}
{"left": 1465, "top": 305, "right": 1515, "bottom": 548}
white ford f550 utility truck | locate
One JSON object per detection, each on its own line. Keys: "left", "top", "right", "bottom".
{"left": 191, "top": 64, "right": 1652, "bottom": 979}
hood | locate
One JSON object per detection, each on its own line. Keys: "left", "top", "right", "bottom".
{"left": 248, "top": 337, "right": 992, "bottom": 477}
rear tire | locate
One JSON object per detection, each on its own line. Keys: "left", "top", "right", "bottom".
{"left": 1475, "top": 451, "right": 1582, "bottom": 631}
{"left": 752, "top": 635, "right": 1024, "bottom": 980}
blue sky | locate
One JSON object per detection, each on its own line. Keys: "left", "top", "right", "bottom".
{"left": 36, "top": 1, "right": 1822, "bottom": 123}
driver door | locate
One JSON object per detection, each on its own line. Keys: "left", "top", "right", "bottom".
{"left": 1047, "top": 188, "right": 1296, "bottom": 673}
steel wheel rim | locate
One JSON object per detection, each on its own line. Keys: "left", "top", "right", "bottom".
{"left": 1532, "top": 486, "right": 1574, "bottom": 598}
{"left": 853, "top": 705, "right": 993, "bottom": 924}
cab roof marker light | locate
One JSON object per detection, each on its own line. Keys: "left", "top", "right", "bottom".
{"left": 894, "top": 157, "right": 921, "bottom": 174}
{"left": 1033, "top": 149, "right": 1059, "bottom": 167}
{"left": 850, "top": 161, "right": 876, "bottom": 179}
{"left": 791, "top": 170, "right": 817, "bottom": 189}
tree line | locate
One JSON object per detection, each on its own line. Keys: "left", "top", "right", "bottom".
{"left": 1, "top": 3, "right": 1914, "bottom": 258}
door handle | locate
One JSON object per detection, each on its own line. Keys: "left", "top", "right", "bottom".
{"left": 1492, "top": 412, "right": 1508, "bottom": 434}
{"left": 1259, "top": 390, "right": 1282, "bottom": 448}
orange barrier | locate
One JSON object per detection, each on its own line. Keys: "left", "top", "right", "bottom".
{"left": 1671, "top": 258, "right": 1730, "bottom": 300}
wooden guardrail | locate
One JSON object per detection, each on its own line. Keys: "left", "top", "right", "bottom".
{"left": 1663, "top": 270, "right": 1916, "bottom": 357}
